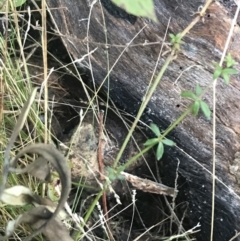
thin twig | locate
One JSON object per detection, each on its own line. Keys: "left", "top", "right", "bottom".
{"left": 97, "top": 110, "right": 114, "bottom": 241}
{"left": 210, "top": 3, "right": 240, "bottom": 241}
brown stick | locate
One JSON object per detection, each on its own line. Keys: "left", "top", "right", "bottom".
{"left": 98, "top": 110, "right": 113, "bottom": 241}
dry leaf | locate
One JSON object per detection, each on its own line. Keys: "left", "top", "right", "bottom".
{"left": 11, "top": 144, "right": 71, "bottom": 240}
{"left": 10, "top": 157, "right": 51, "bottom": 182}
{"left": 0, "top": 185, "right": 34, "bottom": 206}
{"left": 0, "top": 206, "right": 73, "bottom": 241}
{"left": 0, "top": 89, "right": 72, "bottom": 241}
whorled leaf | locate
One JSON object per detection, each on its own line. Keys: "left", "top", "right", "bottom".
{"left": 162, "top": 138, "right": 175, "bottom": 147}
{"left": 181, "top": 90, "right": 197, "bottom": 100}
{"left": 195, "top": 84, "right": 202, "bottom": 96}
{"left": 150, "top": 123, "right": 161, "bottom": 137}
{"left": 213, "top": 64, "right": 222, "bottom": 80}
{"left": 225, "top": 53, "right": 238, "bottom": 67}
{"left": 200, "top": 101, "right": 211, "bottom": 119}
{"left": 144, "top": 137, "right": 158, "bottom": 146}
{"left": 192, "top": 101, "right": 200, "bottom": 116}
{"left": 156, "top": 142, "right": 164, "bottom": 160}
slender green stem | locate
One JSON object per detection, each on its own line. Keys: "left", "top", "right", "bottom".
{"left": 113, "top": 51, "right": 176, "bottom": 168}
{"left": 75, "top": 183, "right": 107, "bottom": 240}
{"left": 113, "top": 0, "right": 213, "bottom": 169}
{"left": 160, "top": 105, "right": 192, "bottom": 138}
{"left": 83, "top": 189, "right": 104, "bottom": 223}
{"left": 119, "top": 106, "right": 191, "bottom": 171}
{"left": 120, "top": 145, "right": 153, "bottom": 170}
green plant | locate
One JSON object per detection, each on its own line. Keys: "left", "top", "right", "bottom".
{"left": 181, "top": 84, "right": 211, "bottom": 119}
{"left": 213, "top": 53, "right": 238, "bottom": 83}
{"left": 81, "top": 4, "right": 239, "bottom": 240}
{"left": 113, "top": 0, "right": 214, "bottom": 171}
{"left": 169, "top": 33, "right": 184, "bottom": 51}
{"left": 0, "top": 0, "right": 27, "bottom": 11}
{"left": 1, "top": 0, "right": 239, "bottom": 240}
{"left": 110, "top": 0, "right": 157, "bottom": 22}
{"left": 83, "top": 1, "right": 239, "bottom": 238}
{"left": 144, "top": 123, "right": 175, "bottom": 160}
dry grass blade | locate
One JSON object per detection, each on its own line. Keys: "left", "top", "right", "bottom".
{"left": 0, "top": 88, "right": 38, "bottom": 199}
{"left": 0, "top": 67, "right": 4, "bottom": 126}
{"left": 0, "top": 88, "right": 71, "bottom": 240}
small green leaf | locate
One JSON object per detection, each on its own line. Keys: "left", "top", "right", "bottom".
{"left": 170, "top": 33, "right": 183, "bottom": 45}
{"left": 195, "top": 84, "right": 202, "bottom": 96}
{"left": 213, "top": 65, "right": 222, "bottom": 80}
{"left": 0, "top": 0, "right": 26, "bottom": 10}
{"left": 221, "top": 67, "right": 238, "bottom": 84}
{"left": 222, "top": 72, "right": 230, "bottom": 84}
{"left": 118, "top": 165, "right": 125, "bottom": 172}
{"left": 200, "top": 101, "right": 211, "bottom": 119}
{"left": 162, "top": 138, "right": 175, "bottom": 146}
{"left": 111, "top": 0, "right": 157, "bottom": 22}
{"left": 106, "top": 167, "right": 116, "bottom": 181}
{"left": 225, "top": 53, "right": 238, "bottom": 67}
{"left": 175, "top": 33, "right": 182, "bottom": 39}
{"left": 181, "top": 91, "right": 197, "bottom": 100}
{"left": 13, "top": 0, "right": 26, "bottom": 7}
{"left": 192, "top": 101, "right": 200, "bottom": 116}
{"left": 222, "top": 68, "right": 238, "bottom": 76}
{"left": 150, "top": 123, "right": 161, "bottom": 136}
{"left": 144, "top": 138, "right": 158, "bottom": 146}
{"left": 156, "top": 142, "right": 164, "bottom": 160}
{"left": 107, "top": 167, "right": 124, "bottom": 181}
{"left": 117, "top": 173, "right": 125, "bottom": 180}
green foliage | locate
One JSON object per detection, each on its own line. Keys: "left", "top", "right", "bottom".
{"left": 169, "top": 33, "right": 184, "bottom": 50}
{"left": 181, "top": 91, "right": 197, "bottom": 100}
{"left": 162, "top": 138, "right": 175, "bottom": 146}
{"left": 200, "top": 101, "right": 211, "bottom": 119}
{"left": 213, "top": 54, "right": 238, "bottom": 84}
{"left": 181, "top": 84, "right": 211, "bottom": 119}
{"left": 156, "top": 142, "right": 164, "bottom": 160}
{"left": 195, "top": 84, "right": 202, "bottom": 96}
{"left": 192, "top": 101, "right": 200, "bottom": 116}
{"left": 182, "top": 54, "right": 238, "bottom": 119}
{"left": 106, "top": 167, "right": 125, "bottom": 181}
{"left": 149, "top": 122, "right": 161, "bottom": 136}
{"left": 225, "top": 53, "right": 238, "bottom": 67}
{"left": 144, "top": 123, "right": 175, "bottom": 160}
{"left": 0, "top": 0, "right": 27, "bottom": 11}
{"left": 111, "top": 0, "right": 157, "bottom": 22}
